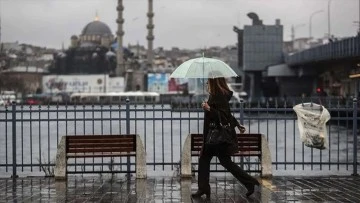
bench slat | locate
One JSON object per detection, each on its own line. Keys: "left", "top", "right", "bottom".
{"left": 67, "top": 138, "right": 134, "bottom": 143}
{"left": 66, "top": 135, "right": 136, "bottom": 139}
{"left": 68, "top": 147, "right": 135, "bottom": 153}
{"left": 68, "top": 143, "right": 135, "bottom": 148}
{"left": 238, "top": 142, "right": 260, "bottom": 145}
{"left": 238, "top": 148, "right": 261, "bottom": 151}
{"left": 67, "top": 152, "right": 136, "bottom": 158}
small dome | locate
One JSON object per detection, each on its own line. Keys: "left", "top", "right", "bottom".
{"left": 106, "top": 50, "right": 116, "bottom": 57}
{"left": 82, "top": 20, "right": 112, "bottom": 36}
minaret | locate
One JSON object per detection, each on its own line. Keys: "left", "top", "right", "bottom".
{"left": 0, "top": 7, "right": 2, "bottom": 52}
{"left": 116, "top": 0, "right": 125, "bottom": 76}
{"left": 95, "top": 10, "right": 99, "bottom": 21}
{"left": 146, "top": 0, "right": 154, "bottom": 67}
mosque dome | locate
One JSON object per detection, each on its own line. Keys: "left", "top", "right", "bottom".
{"left": 81, "top": 20, "right": 112, "bottom": 36}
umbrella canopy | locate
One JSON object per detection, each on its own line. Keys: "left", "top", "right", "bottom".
{"left": 170, "top": 57, "right": 238, "bottom": 79}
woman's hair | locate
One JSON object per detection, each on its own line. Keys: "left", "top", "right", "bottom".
{"left": 208, "top": 77, "right": 230, "bottom": 95}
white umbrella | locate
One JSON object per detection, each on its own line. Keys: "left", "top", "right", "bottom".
{"left": 170, "top": 57, "right": 238, "bottom": 79}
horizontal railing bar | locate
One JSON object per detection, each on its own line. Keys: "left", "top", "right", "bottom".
{"left": 1, "top": 162, "right": 357, "bottom": 168}
{"left": 1, "top": 109, "right": 356, "bottom": 114}
{"left": 272, "top": 162, "right": 356, "bottom": 165}
{"left": 0, "top": 118, "right": 204, "bottom": 122}
{"left": 192, "top": 170, "right": 261, "bottom": 172}
{"left": 67, "top": 170, "right": 136, "bottom": 174}
{"left": 0, "top": 163, "right": 136, "bottom": 167}
{"left": 0, "top": 116, "right": 355, "bottom": 123}
{"left": 1, "top": 107, "right": 355, "bottom": 112}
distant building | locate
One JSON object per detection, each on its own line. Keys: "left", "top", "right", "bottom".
{"left": 284, "top": 38, "right": 311, "bottom": 53}
{"left": 242, "top": 13, "right": 283, "bottom": 100}
{"left": 0, "top": 66, "right": 47, "bottom": 95}
{"left": 2, "top": 41, "right": 22, "bottom": 52}
{"left": 127, "top": 43, "right": 147, "bottom": 61}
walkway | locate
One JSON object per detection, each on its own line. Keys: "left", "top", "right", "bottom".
{"left": 1, "top": 175, "right": 360, "bottom": 202}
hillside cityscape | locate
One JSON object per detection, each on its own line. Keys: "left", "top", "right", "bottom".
{"left": 0, "top": 0, "right": 359, "bottom": 106}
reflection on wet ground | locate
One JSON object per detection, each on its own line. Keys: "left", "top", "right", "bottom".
{"left": 0, "top": 175, "right": 360, "bottom": 202}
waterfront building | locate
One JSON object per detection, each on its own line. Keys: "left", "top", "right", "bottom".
{"left": 241, "top": 13, "right": 283, "bottom": 101}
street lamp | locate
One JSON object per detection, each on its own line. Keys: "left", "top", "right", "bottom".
{"left": 309, "top": 10, "right": 324, "bottom": 39}
{"left": 357, "top": 0, "right": 360, "bottom": 34}
{"left": 359, "top": 0, "right": 360, "bottom": 33}
{"left": 328, "top": 0, "right": 332, "bottom": 38}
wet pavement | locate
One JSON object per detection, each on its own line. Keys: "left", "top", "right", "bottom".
{"left": 0, "top": 175, "right": 360, "bottom": 202}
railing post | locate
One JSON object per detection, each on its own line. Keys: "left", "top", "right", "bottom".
{"left": 126, "top": 98, "right": 131, "bottom": 177}
{"left": 239, "top": 100, "right": 244, "bottom": 168}
{"left": 240, "top": 100, "right": 244, "bottom": 125}
{"left": 352, "top": 97, "right": 358, "bottom": 176}
{"left": 11, "top": 102, "right": 18, "bottom": 179}
{"left": 126, "top": 98, "right": 130, "bottom": 134}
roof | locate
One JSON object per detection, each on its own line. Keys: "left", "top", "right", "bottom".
{"left": 81, "top": 20, "right": 112, "bottom": 36}
{"left": 0, "top": 66, "right": 48, "bottom": 74}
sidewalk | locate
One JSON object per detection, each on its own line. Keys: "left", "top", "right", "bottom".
{"left": 0, "top": 175, "right": 359, "bottom": 202}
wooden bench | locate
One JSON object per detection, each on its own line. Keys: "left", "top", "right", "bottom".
{"left": 54, "top": 134, "right": 146, "bottom": 180}
{"left": 181, "top": 133, "right": 272, "bottom": 178}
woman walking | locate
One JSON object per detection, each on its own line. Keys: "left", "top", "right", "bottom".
{"left": 191, "top": 77, "right": 260, "bottom": 200}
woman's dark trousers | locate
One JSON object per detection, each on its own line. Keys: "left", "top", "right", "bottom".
{"left": 197, "top": 145, "right": 257, "bottom": 191}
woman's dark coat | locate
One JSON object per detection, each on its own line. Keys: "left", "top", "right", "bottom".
{"left": 203, "top": 90, "right": 239, "bottom": 155}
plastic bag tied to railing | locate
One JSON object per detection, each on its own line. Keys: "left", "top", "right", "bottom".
{"left": 293, "top": 103, "right": 331, "bottom": 150}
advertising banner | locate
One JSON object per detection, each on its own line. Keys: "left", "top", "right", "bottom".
{"left": 42, "top": 75, "right": 124, "bottom": 93}
{"left": 147, "top": 73, "right": 192, "bottom": 93}
{"left": 147, "top": 73, "right": 169, "bottom": 93}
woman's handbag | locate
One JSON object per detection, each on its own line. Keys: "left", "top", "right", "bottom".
{"left": 205, "top": 112, "right": 238, "bottom": 147}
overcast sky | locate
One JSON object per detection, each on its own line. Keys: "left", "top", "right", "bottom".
{"left": 1, "top": 0, "right": 359, "bottom": 50}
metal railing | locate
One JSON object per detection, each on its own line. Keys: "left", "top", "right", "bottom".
{"left": 0, "top": 97, "right": 358, "bottom": 178}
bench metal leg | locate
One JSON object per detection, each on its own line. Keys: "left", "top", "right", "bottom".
{"left": 181, "top": 134, "right": 192, "bottom": 178}
{"left": 261, "top": 134, "right": 272, "bottom": 178}
{"left": 136, "top": 135, "right": 147, "bottom": 179}
{"left": 54, "top": 136, "right": 67, "bottom": 180}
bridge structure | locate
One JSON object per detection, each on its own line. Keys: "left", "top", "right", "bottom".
{"left": 286, "top": 36, "right": 360, "bottom": 67}
{"left": 267, "top": 35, "right": 360, "bottom": 98}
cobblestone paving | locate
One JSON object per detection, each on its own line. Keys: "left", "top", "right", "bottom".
{"left": 0, "top": 175, "right": 359, "bottom": 202}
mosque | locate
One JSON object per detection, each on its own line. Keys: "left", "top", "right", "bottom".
{"left": 49, "top": 0, "right": 155, "bottom": 92}
{"left": 51, "top": 15, "right": 120, "bottom": 75}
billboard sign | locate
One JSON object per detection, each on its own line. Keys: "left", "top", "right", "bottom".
{"left": 42, "top": 75, "right": 124, "bottom": 93}
{"left": 147, "top": 73, "right": 169, "bottom": 93}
